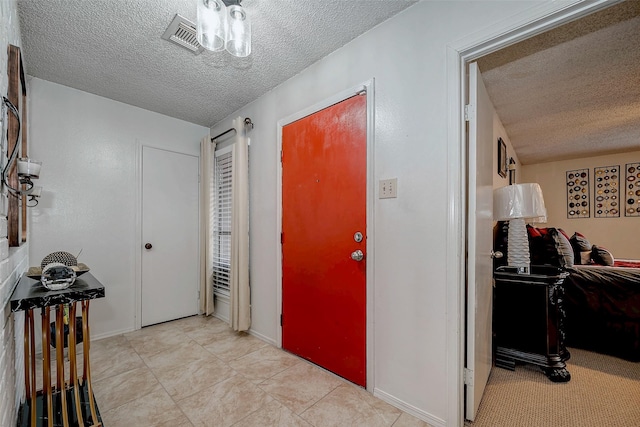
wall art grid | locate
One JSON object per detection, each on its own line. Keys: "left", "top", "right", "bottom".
{"left": 594, "top": 165, "right": 620, "bottom": 218}
{"left": 625, "top": 162, "right": 640, "bottom": 217}
{"left": 566, "top": 169, "right": 590, "bottom": 219}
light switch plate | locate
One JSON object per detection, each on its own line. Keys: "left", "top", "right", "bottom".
{"left": 379, "top": 178, "right": 397, "bottom": 199}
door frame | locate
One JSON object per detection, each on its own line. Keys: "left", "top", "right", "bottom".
{"left": 135, "top": 144, "right": 202, "bottom": 330}
{"left": 275, "top": 80, "right": 375, "bottom": 391}
{"left": 445, "top": 1, "right": 623, "bottom": 425}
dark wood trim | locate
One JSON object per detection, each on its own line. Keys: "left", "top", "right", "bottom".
{"left": 21, "top": 91, "right": 28, "bottom": 242}
{"left": 7, "top": 44, "right": 22, "bottom": 247}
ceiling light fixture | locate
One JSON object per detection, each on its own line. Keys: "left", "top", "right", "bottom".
{"left": 197, "top": 0, "right": 251, "bottom": 58}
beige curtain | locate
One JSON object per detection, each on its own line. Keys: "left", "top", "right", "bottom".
{"left": 230, "top": 116, "right": 251, "bottom": 331}
{"left": 199, "top": 134, "right": 215, "bottom": 315}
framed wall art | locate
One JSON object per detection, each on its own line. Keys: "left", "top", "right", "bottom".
{"left": 566, "top": 168, "right": 590, "bottom": 218}
{"left": 497, "top": 137, "right": 507, "bottom": 178}
{"left": 625, "top": 162, "right": 640, "bottom": 217}
{"left": 594, "top": 165, "right": 620, "bottom": 218}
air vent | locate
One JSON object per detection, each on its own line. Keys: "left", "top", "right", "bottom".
{"left": 161, "top": 14, "right": 204, "bottom": 55}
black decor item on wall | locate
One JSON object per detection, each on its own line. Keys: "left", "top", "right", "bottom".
{"left": 497, "top": 137, "right": 507, "bottom": 178}
{"left": 594, "top": 165, "right": 620, "bottom": 218}
{"left": 566, "top": 168, "right": 590, "bottom": 219}
{"left": 508, "top": 157, "right": 516, "bottom": 185}
{"left": 625, "top": 162, "right": 640, "bottom": 217}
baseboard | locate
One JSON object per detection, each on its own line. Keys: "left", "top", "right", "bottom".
{"left": 373, "top": 388, "right": 446, "bottom": 427}
{"left": 91, "top": 327, "right": 135, "bottom": 342}
{"left": 212, "top": 312, "right": 229, "bottom": 324}
{"left": 247, "top": 328, "right": 276, "bottom": 346}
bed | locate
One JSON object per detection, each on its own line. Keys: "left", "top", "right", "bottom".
{"left": 563, "top": 264, "right": 640, "bottom": 361}
{"left": 494, "top": 222, "right": 640, "bottom": 362}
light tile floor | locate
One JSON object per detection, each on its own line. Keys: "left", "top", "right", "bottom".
{"left": 78, "top": 315, "right": 433, "bottom": 427}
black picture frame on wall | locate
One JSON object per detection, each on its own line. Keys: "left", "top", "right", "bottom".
{"left": 497, "top": 137, "right": 507, "bottom": 178}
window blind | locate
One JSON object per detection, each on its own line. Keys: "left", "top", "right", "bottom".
{"left": 212, "top": 149, "right": 232, "bottom": 295}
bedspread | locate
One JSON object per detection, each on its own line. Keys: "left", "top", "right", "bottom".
{"left": 563, "top": 265, "right": 640, "bottom": 361}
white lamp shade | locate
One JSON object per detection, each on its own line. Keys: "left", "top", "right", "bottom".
{"left": 494, "top": 183, "right": 547, "bottom": 221}
{"left": 225, "top": 4, "right": 251, "bottom": 57}
{"left": 197, "top": 0, "right": 227, "bottom": 52}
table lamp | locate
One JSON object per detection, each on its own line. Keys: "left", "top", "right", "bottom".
{"left": 493, "top": 183, "right": 547, "bottom": 274}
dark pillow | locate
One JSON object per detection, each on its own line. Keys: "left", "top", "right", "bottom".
{"left": 591, "top": 245, "right": 614, "bottom": 266}
{"left": 558, "top": 228, "right": 571, "bottom": 241}
{"left": 570, "top": 232, "right": 592, "bottom": 265}
{"left": 579, "top": 251, "right": 593, "bottom": 265}
{"left": 551, "top": 228, "right": 574, "bottom": 268}
{"left": 528, "top": 227, "right": 573, "bottom": 267}
{"left": 570, "top": 232, "right": 592, "bottom": 251}
{"left": 527, "top": 225, "right": 557, "bottom": 265}
{"left": 527, "top": 225, "right": 543, "bottom": 238}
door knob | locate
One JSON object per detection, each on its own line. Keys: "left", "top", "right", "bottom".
{"left": 491, "top": 250, "right": 503, "bottom": 259}
{"left": 351, "top": 250, "right": 364, "bottom": 262}
{"left": 145, "top": 243, "right": 153, "bottom": 250}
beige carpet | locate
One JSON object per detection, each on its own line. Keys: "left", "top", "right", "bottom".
{"left": 466, "top": 348, "right": 640, "bottom": 427}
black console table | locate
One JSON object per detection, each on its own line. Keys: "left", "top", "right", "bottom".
{"left": 10, "top": 272, "right": 105, "bottom": 426}
{"left": 493, "top": 266, "right": 571, "bottom": 382}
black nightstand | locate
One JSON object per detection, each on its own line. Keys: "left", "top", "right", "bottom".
{"left": 493, "top": 265, "right": 571, "bottom": 382}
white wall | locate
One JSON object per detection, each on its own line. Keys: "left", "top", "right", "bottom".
{"left": 28, "top": 78, "right": 208, "bottom": 339}
{"left": 210, "top": 1, "right": 545, "bottom": 424}
{"left": 521, "top": 150, "right": 640, "bottom": 259}
{"left": 0, "top": 1, "right": 28, "bottom": 426}
{"left": 493, "top": 111, "right": 521, "bottom": 189}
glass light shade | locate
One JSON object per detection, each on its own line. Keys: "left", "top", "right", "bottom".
{"left": 17, "top": 158, "right": 42, "bottom": 178}
{"left": 29, "top": 186, "right": 42, "bottom": 197}
{"left": 197, "top": 0, "right": 226, "bottom": 52}
{"left": 226, "top": 4, "right": 251, "bottom": 57}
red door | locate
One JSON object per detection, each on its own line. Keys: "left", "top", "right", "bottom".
{"left": 282, "top": 94, "right": 367, "bottom": 387}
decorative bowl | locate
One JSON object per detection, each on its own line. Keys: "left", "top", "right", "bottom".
{"left": 26, "top": 262, "right": 90, "bottom": 280}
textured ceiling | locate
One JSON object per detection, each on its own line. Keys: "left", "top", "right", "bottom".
{"left": 17, "top": 0, "right": 416, "bottom": 127}
{"left": 478, "top": 1, "right": 640, "bottom": 165}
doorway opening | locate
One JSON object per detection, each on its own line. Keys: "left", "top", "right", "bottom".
{"left": 445, "top": 0, "right": 630, "bottom": 425}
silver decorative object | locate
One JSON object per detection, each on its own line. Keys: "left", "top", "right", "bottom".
{"left": 40, "top": 263, "right": 76, "bottom": 290}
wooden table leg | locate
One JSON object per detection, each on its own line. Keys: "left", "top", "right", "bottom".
{"left": 23, "top": 313, "right": 29, "bottom": 407}
{"left": 24, "top": 310, "right": 37, "bottom": 426}
{"left": 82, "top": 301, "right": 101, "bottom": 426}
{"left": 69, "top": 302, "right": 85, "bottom": 427}
{"left": 56, "top": 306, "right": 70, "bottom": 427}
{"left": 42, "top": 307, "right": 53, "bottom": 427}
{"left": 29, "top": 312, "right": 36, "bottom": 418}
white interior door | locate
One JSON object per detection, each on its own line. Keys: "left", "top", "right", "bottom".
{"left": 142, "top": 146, "right": 199, "bottom": 327}
{"left": 465, "top": 62, "right": 495, "bottom": 421}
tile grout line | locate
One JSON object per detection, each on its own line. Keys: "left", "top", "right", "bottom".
{"left": 91, "top": 332, "right": 165, "bottom": 415}
{"left": 93, "top": 317, "right": 424, "bottom": 426}
{"left": 138, "top": 327, "right": 196, "bottom": 426}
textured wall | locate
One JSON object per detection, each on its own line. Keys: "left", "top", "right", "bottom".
{"left": 522, "top": 150, "right": 640, "bottom": 259}
{"left": 28, "top": 78, "right": 208, "bottom": 340}
{"left": 209, "top": 1, "right": 547, "bottom": 424}
{"left": 0, "top": 1, "right": 28, "bottom": 426}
